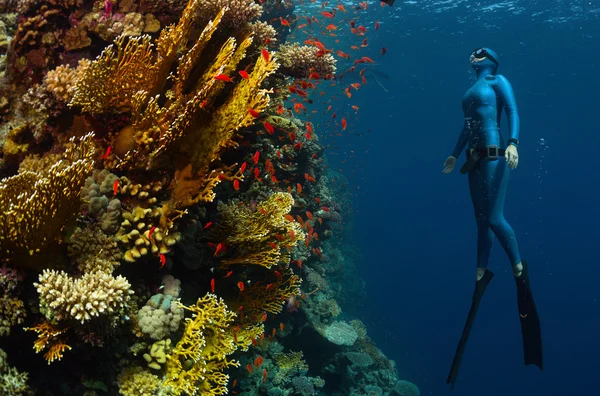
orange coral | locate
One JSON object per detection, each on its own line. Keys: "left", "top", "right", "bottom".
{"left": 24, "top": 321, "right": 72, "bottom": 364}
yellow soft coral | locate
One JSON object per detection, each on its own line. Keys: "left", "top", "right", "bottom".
{"left": 216, "top": 192, "right": 305, "bottom": 269}
{"left": 163, "top": 293, "right": 239, "bottom": 396}
{"left": 0, "top": 133, "right": 96, "bottom": 261}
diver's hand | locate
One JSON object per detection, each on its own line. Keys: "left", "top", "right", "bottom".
{"left": 442, "top": 156, "right": 457, "bottom": 174}
{"left": 505, "top": 145, "right": 519, "bottom": 169}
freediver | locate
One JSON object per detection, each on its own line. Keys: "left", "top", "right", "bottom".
{"left": 442, "top": 48, "right": 543, "bottom": 389}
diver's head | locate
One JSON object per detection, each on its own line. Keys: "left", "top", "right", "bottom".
{"left": 470, "top": 47, "right": 499, "bottom": 74}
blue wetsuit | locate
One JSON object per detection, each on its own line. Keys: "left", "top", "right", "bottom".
{"left": 451, "top": 50, "right": 521, "bottom": 269}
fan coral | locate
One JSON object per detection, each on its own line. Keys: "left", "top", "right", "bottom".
{"left": 0, "top": 133, "right": 96, "bottom": 261}
{"left": 216, "top": 192, "right": 305, "bottom": 269}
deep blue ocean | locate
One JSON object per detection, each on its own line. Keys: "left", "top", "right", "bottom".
{"left": 311, "top": 1, "right": 600, "bottom": 395}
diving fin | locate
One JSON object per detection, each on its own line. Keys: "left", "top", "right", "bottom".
{"left": 446, "top": 270, "right": 494, "bottom": 390}
{"left": 515, "top": 260, "right": 543, "bottom": 370}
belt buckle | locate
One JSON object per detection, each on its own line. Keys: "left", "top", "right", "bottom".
{"left": 487, "top": 146, "right": 498, "bottom": 160}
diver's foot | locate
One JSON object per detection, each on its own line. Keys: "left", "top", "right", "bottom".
{"left": 513, "top": 262, "right": 523, "bottom": 278}
{"left": 476, "top": 268, "right": 486, "bottom": 281}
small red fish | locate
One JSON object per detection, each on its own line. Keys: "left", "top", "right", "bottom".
{"left": 240, "top": 162, "right": 247, "bottom": 174}
{"left": 254, "top": 167, "right": 260, "bottom": 179}
{"left": 211, "top": 278, "right": 215, "bottom": 293}
{"left": 263, "top": 369, "right": 267, "bottom": 383}
{"left": 254, "top": 355, "right": 263, "bottom": 368}
{"left": 203, "top": 222, "right": 213, "bottom": 229}
{"left": 237, "top": 282, "right": 245, "bottom": 292}
{"left": 148, "top": 226, "right": 156, "bottom": 241}
{"left": 214, "top": 243, "right": 224, "bottom": 257}
{"left": 321, "top": 206, "right": 330, "bottom": 212}
{"left": 113, "top": 180, "right": 119, "bottom": 196}
{"left": 159, "top": 254, "right": 166, "bottom": 269}
{"left": 341, "top": 117, "right": 347, "bottom": 130}
{"left": 263, "top": 121, "right": 274, "bottom": 135}
{"left": 246, "top": 364, "right": 253, "bottom": 373}
{"left": 238, "top": 70, "right": 249, "bottom": 80}
{"left": 223, "top": 271, "right": 233, "bottom": 278}
{"left": 101, "top": 146, "right": 112, "bottom": 159}
{"left": 375, "top": 20, "right": 380, "bottom": 30}
{"left": 321, "top": 11, "right": 335, "bottom": 18}
{"left": 249, "top": 108, "right": 260, "bottom": 117}
{"left": 269, "top": 242, "right": 278, "bottom": 250}
{"left": 214, "top": 73, "right": 233, "bottom": 82}
{"left": 233, "top": 179, "right": 240, "bottom": 191}
{"left": 253, "top": 151, "right": 260, "bottom": 164}
{"left": 261, "top": 49, "right": 270, "bottom": 62}
{"left": 296, "top": 183, "right": 302, "bottom": 194}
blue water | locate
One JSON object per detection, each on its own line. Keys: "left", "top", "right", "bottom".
{"left": 314, "top": 1, "right": 600, "bottom": 395}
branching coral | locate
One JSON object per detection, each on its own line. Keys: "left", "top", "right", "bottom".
{"left": 215, "top": 192, "right": 305, "bottom": 269}
{"left": 34, "top": 269, "right": 134, "bottom": 323}
{"left": 0, "top": 133, "right": 96, "bottom": 260}
{"left": 277, "top": 43, "right": 337, "bottom": 79}
{"left": 0, "top": 347, "right": 32, "bottom": 394}
{"left": 163, "top": 293, "right": 239, "bottom": 396}
{"left": 67, "top": 226, "right": 121, "bottom": 274}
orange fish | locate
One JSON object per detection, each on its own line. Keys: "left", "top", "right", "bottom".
{"left": 211, "top": 278, "right": 215, "bottom": 293}
{"left": 293, "top": 102, "right": 306, "bottom": 113}
{"left": 240, "top": 162, "right": 247, "bottom": 174}
{"left": 341, "top": 117, "right": 347, "bottom": 130}
{"left": 253, "top": 151, "right": 260, "bottom": 164}
{"left": 306, "top": 211, "right": 314, "bottom": 220}
{"left": 101, "top": 146, "right": 112, "bottom": 159}
{"left": 237, "top": 281, "right": 245, "bottom": 291}
{"left": 203, "top": 222, "right": 212, "bottom": 229}
{"left": 233, "top": 179, "right": 240, "bottom": 191}
{"left": 296, "top": 183, "right": 303, "bottom": 194}
{"left": 238, "top": 70, "right": 249, "bottom": 79}
{"left": 246, "top": 364, "right": 253, "bottom": 373}
{"left": 321, "top": 11, "right": 335, "bottom": 18}
{"left": 248, "top": 108, "right": 260, "bottom": 117}
{"left": 269, "top": 242, "right": 278, "bottom": 250}
{"left": 214, "top": 243, "right": 224, "bottom": 257}
{"left": 263, "top": 369, "right": 267, "bottom": 383}
{"left": 148, "top": 226, "right": 156, "bottom": 241}
{"left": 261, "top": 49, "right": 270, "bottom": 62}
{"left": 254, "top": 356, "right": 263, "bottom": 368}
{"left": 375, "top": 20, "right": 380, "bottom": 30}
{"left": 214, "top": 73, "right": 233, "bottom": 82}
{"left": 263, "top": 121, "right": 275, "bottom": 135}
{"left": 223, "top": 271, "right": 233, "bottom": 278}
{"left": 289, "top": 229, "right": 295, "bottom": 240}
{"left": 159, "top": 254, "right": 166, "bottom": 269}
{"left": 113, "top": 179, "right": 119, "bottom": 196}
{"left": 254, "top": 167, "right": 260, "bottom": 179}
{"left": 279, "top": 322, "right": 285, "bottom": 331}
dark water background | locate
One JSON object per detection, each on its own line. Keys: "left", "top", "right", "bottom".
{"left": 315, "top": 1, "right": 600, "bottom": 395}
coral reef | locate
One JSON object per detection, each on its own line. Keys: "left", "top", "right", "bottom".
{"left": 0, "top": 0, "right": 417, "bottom": 395}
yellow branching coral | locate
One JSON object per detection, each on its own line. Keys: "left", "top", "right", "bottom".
{"left": 23, "top": 321, "right": 72, "bottom": 364}
{"left": 216, "top": 192, "right": 305, "bottom": 269}
{"left": 117, "top": 366, "right": 161, "bottom": 396}
{"left": 164, "top": 293, "right": 239, "bottom": 396}
{"left": 0, "top": 133, "right": 97, "bottom": 259}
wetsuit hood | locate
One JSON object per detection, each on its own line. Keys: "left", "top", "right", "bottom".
{"left": 470, "top": 47, "right": 499, "bottom": 75}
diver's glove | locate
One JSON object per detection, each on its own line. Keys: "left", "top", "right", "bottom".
{"left": 505, "top": 145, "right": 519, "bottom": 169}
{"left": 442, "top": 156, "right": 457, "bottom": 174}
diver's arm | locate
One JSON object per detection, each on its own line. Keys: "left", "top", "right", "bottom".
{"left": 495, "top": 75, "right": 520, "bottom": 145}
{"left": 450, "top": 121, "right": 469, "bottom": 158}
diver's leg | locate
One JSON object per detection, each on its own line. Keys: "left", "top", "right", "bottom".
{"left": 447, "top": 168, "right": 496, "bottom": 389}
{"left": 468, "top": 167, "right": 494, "bottom": 280}
{"left": 479, "top": 158, "right": 522, "bottom": 275}
{"left": 480, "top": 159, "right": 543, "bottom": 369}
